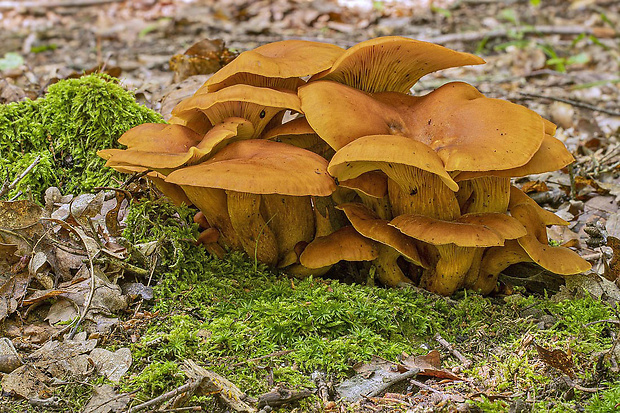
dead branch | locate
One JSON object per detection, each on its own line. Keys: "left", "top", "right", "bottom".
{"left": 366, "top": 368, "right": 420, "bottom": 398}
{"left": 129, "top": 381, "right": 197, "bottom": 413}
{"left": 0, "top": 155, "right": 41, "bottom": 199}
{"left": 409, "top": 378, "right": 444, "bottom": 395}
{"left": 419, "top": 25, "right": 616, "bottom": 45}
{"left": 434, "top": 333, "right": 473, "bottom": 368}
{"left": 519, "top": 92, "right": 620, "bottom": 117}
{"left": 0, "top": 0, "right": 122, "bottom": 10}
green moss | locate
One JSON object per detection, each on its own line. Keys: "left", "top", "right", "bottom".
{"left": 587, "top": 382, "right": 620, "bottom": 412}
{"left": 0, "top": 74, "right": 163, "bottom": 200}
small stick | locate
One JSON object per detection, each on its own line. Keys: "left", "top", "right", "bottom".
{"left": 434, "top": 333, "right": 472, "bottom": 368}
{"left": 366, "top": 368, "right": 419, "bottom": 398}
{"left": 93, "top": 256, "right": 149, "bottom": 277}
{"left": 409, "top": 378, "right": 444, "bottom": 395}
{"left": 0, "top": 155, "right": 41, "bottom": 198}
{"left": 562, "top": 377, "right": 606, "bottom": 393}
{"left": 0, "top": 0, "right": 121, "bottom": 9}
{"left": 519, "top": 92, "right": 620, "bottom": 117}
{"left": 129, "top": 381, "right": 196, "bottom": 413}
{"left": 159, "top": 407, "right": 202, "bottom": 412}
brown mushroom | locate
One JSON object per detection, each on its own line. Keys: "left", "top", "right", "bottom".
{"left": 199, "top": 40, "right": 345, "bottom": 93}
{"left": 328, "top": 134, "right": 460, "bottom": 221}
{"left": 172, "top": 84, "right": 302, "bottom": 136}
{"left": 390, "top": 212, "right": 526, "bottom": 296}
{"left": 300, "top": 81, "right": 547, "bottom": 171}
{"left": 293, "top": 226, "right": 379, "bottom": 277}
{"left": 311, "top": 36, "right": 485, "bottom": 93}
{"left": 166, "top": 139, "right": 336, "bottom": 266}
{"left": 337, "top": 202, "right": 427, "bottom": 287}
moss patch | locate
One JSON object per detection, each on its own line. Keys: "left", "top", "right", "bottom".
{"left": 0, "top": 74, "right": 162, "bottom": 200}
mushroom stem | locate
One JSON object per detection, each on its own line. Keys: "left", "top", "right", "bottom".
{"left": 385, "top": 165, "right": 460, "bottom": 220}
{"left": 472, "top": 241, "right": 532, "bottom": 294}
{"left": 357, "top": 193, "right": 392, "bottom": 220}
{"left": 227, "top": 191, "right": 279, "bottom": 266}
{"left": 457, "top": 177, "right": 510, "bottom": 214}
{"left": 421, "top": 245, "right": 476, "bottom": 296}
{"left": 458, "top": 176, "right": 510, "bottom": 288}
{"left": 262, "top": 194, "right": 315, "bottom": 266}
{"left": 182, "top": 185, "right": 242, "bottom": 251}
{"left": 373, "top": 244, "right": 414, "bottom": 287}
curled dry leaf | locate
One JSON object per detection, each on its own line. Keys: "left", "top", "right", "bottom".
{"left": 401, "top": 350, "right": 463, "bottom": 381}
{"left": 534, "top": 342, "right": 576, "bottom": 379}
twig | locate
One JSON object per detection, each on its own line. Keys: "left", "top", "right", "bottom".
{"left": 584, "top": 319, "right": 620, "bottom": 327}
{"left": 562, "top": 376, "right": 606, "bottom": 393}
{"left": 159, "top": 407, "right": 202, "bottom": 412}
{"left": 409, "top": 378, "right": 444, "bottom": 395}
{"left": 519, "top": 92, "right": 620, "bottom": 117}
{"left": 122, "top": 170, "right": 149, "bottom": 189}
{"left": 93, "top": 256, "right": 149, "bottom": 277}
{"left": 84, "top": 389, "right": 139, "bottom": 411}
{"left": 0, "top": 155, "right": 41, "bottom": 199}
{"left": 420, "top": 25, "right": 616, "bottom": 45}
{"left": 0, "top": 0, "right": 122, "bottom": 10}
{"left": 366, "top": 368, "right": 419, "bottom": 398}
{"left": 129, "top": 381, "right": 196, "bottom": 413}
{"left": 434, "top": 333, "right": 473, "bottom": 368}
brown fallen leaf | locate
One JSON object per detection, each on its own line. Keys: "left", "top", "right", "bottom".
{"left": 604, "top": 236, "right": 620, "bottom": 282}
{"left": 0, "top": 364, "right": 52, "bottom": 400}
{"left": 0, "top": 271, "right": 32, "bottom": 322}
{"left": 169, "top": 38, "right": 237, "bottom": 82}
{"left": 401, "top": 350, "right": 463, "bottom": 381}
{"left": 534, "top": 342, "right": 576, "bottom": 379}
{"left": 82, "top": 384, "right": 131, "bottom": 413}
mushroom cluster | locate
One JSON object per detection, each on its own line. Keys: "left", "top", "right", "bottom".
{"left": 99, "top": 37, "right": 590, "bottom": 296}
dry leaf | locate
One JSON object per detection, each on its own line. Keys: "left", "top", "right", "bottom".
{"left": 401, "top": 350, "right": 463, "bottom": 381}
{"left": 534, "top": 343, "right": 576, "bottom": 379}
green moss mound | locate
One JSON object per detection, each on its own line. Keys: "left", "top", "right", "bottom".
{"left": 0, "top": 74, "right": 163, "bottom": 199}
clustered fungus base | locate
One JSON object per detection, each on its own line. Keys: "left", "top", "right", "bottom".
{"left": 99, "top": 37, "right": 591, "bottom": 296}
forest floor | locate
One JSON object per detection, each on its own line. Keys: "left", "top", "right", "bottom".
{"left": 0, "top": 0, "right": 620, "bottom": 412}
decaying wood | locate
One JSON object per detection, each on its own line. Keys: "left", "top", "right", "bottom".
{"left": 366, "top": 368, "right": 419, "bottom": 398}
{"left": 182, "top": 360, "right": 256, "bottom": 413}
{"left": 129, "top": 382, "right": 196, "bottom": 413}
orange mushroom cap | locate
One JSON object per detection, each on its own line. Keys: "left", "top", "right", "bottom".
{"left": 299, "top": 226, "right": 379, "bottom": 269}
{"left": 337, "top": 202, "right": 426, "bottom": 268}
{"left": 455, "top": 133, "right": 574, "bottom": 181}
{"left": 327, "top": 134, "right": 458, "bottom": 192}
{"left": 300, "top": 81, "right": 547, "bottom": 171}
{"left": 200, "top": 40, "right": 345, "bottom": 93}
{"left": 311, "top": 36, "right": 485, "bottom": 93}
{"left": 165, "top": 139, "right": 336, "bottom": 196}
{"left": 98, "top": 118, "right": 254, "bottom": 170}
{"left": 510, "top": 203, "right": 591, "bottom": 275}
{"left": 172, "top": 84, "right": 302, "bottom": 138}
{"left": 389, "top": 212, "right": 526, "bottom": 247}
